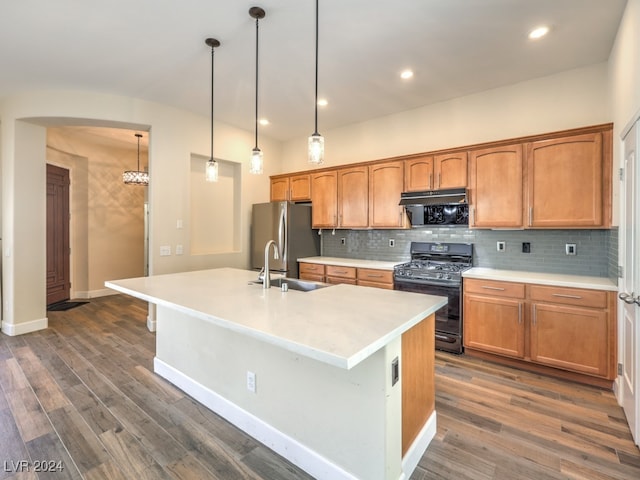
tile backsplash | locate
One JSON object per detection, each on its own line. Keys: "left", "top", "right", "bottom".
{"left": 320, "top": 227, "right": 618, "bottom": 283}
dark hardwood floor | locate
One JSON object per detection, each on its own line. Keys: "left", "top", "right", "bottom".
{"left": 0, "top": 294, "right": 639, "bottom": 479}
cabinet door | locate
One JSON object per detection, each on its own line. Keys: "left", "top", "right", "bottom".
{"left": 338, "top": 167, "right": 369, "bottom": 228}
{"left": 469, "top": 144, "right": 523, "bottom": 228}
{"left": 434, "top": 152, "right": 467, "bottom": 189}
{"left": 463, "top": 294, "right": 525, "bottom": 358}
{"left": 369, "top": 161, "right": 406, "bottom": 228}
{"left": 404, "top": 156, "right": 434, "bottom": 192}
{"left": 289, "top": 174, "right": 311, "bottom": 202}
{"left": 530, "top": 303, "right": 610, "bottom": 377}
{"left": 527, "top": 133, "right": 604, "bottom": 227}
{"left": 270, "top": 177, "right": 290, "bottom": 201}
{"left": 311, "top": 171, "right": 338, "bottom": 228}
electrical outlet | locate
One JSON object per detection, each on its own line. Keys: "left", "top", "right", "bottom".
{"left": 340, "top": 237, "right": 346, "bottom": 245}
{"left": 389, "top": 239, "right": 395, "bottom": 247}
{"left": 175, "top": 244, "right": 184, "bottom": 255}
{"left": 246, "top": 371, "right": 256, "bottom": 393}
{"left": 565, "top": 243, "right": 577, "bottom": 255}
{"left": 497, "top": 241, "right": 506, "bottom": 252}
{"left": 160, "top": 245, "right": 171, "bottom": 256}
{"left": 522, "top": 242, "right": 531, "bottom": 253}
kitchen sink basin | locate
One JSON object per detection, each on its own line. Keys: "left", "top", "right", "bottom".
{"left": 250, "top": 277, "right": 329, "bottom": 292}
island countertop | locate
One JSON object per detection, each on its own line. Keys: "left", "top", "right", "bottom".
{"left": 106, "top": 268, "right": 446, "bottom": 370}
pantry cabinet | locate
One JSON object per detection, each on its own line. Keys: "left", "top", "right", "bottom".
{"left": 468, "top": 144, "right": 523, "bottom": 228}
{"left": 463, "top": 278, "right": 616, "bottom": 386}
{"left": 404, "top": 152, "right": 467, "bottom": 192}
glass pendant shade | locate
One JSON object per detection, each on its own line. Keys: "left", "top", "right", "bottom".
{"left": 205, "top": 158, "right": 219, "bottom": 182}
{"left": 308, "top": 133, "right": 324, "bottom": 165}
{"left": 250, "top": 147, "right": 263, "bottom": 174}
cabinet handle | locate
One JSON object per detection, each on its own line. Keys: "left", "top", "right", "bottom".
{"left": 429, "top": 173, "right": 433, "bottom": 190}
{"left": 518, "top": 302, "right": 522, "bottom": 324}
{"left": 552, "top": 293, "right": 582, "bottom": 300}
{"left": 437, "top": 172, "right": 441, "bottom": 189}
{"left": 470, "top": 206, "right": 475, "bottom": 226}
{"left": 482, "top": 286, "right": 505, "bottom": 291}
{"left": 366, "top": 274, "right": 383, "bottom": 278}
{"left": 529, "top": 207, "right": 533, "bottom": 226}
{"left": 334, "top": 270, "right": 349, "bottom": 274}
{"left": 399, "top": 210, "right": 403, "bottom": 226}
{"left": 307, "top": 265, "right": 318, "bottom": 271}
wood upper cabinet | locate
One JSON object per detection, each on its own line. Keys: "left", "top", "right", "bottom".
{"left": 469, "top": 144, "right": 523, "bottom": 228}
{"left": 369, "top": 161, "right": 406, "bottom": 228}
{"left": 270, "top": 174, "right": 311, "bottom": 202}
{"left": 404, "top": 153, "right": 467, "bottom": 192}
{"left": 338, "top": 166, "right": 369, "bottom": 228}
{"left": 404, "top": 155, "right": 434, "bottom": 191}
{"left": 526, "top": 132, "right": 610, "bottom": 228}
{"left": 311, "top": 171, "right": 338, "bottom": 228}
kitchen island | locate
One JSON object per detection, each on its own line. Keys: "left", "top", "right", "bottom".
{"left": 106, "top": 268, "right": 446, "bottom": 480}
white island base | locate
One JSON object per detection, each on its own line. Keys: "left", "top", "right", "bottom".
{"left": 106, "top": 268, "right": 444, "bottom": 480}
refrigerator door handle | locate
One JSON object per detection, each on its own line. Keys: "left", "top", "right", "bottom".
{"left": 278, "top": 203, "right": 287, "bottom": 265}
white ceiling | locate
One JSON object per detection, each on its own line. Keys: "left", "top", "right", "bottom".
{"left": 0, "top": 0, "right": 627, "bottom": 144}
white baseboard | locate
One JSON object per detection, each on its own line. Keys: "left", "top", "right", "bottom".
{"left": 1, "top": 316, "right": 48, "bottom": 336}
{"left": 154, "top": 357, "right": 360, "bottom": 480}
{"left": 402, "top": 410, "right": 437, "bottom": 478}
{"left": 74, "top": 288, "right": 119, "bottom": 299}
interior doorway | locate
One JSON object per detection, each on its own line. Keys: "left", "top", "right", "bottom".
{"left": 46, "top": 163, "right": 71, "bottom": 305}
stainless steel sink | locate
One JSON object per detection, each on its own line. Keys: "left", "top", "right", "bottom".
{"left": 251, "top": 277, "right": 328, "bottom": 292}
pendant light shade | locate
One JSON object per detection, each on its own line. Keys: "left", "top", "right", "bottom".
{"left": 205, "top": 38, "right": 221, "bottom": 182}
{"left": 123, "top": 133, "right": 149, "bottom": 185}
{"left": 308, "top": 0, "right": 324, "bottom": 165}
{"left": 249, "top": 6, "right": 266, "bottom": 175}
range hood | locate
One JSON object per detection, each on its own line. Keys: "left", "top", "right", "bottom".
{"left": 399, "top": 188, "right": 467, "bottom": 206}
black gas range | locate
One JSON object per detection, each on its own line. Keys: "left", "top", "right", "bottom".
{"left": 394, "top": 242, "right": 473, "bottom": 354}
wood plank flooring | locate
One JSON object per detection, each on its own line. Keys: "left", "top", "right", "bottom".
{"left": 0, "top": 294, "right": 638, "bottom": 479}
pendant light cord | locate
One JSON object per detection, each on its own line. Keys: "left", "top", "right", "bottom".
{"left": 254, "top": 15, "right": 260, "bottom": 150}
{"left": 313, "top": 0, "right": 319, "bottom": 136}
{"left": 211, "top": 46, "right": 215, "bottom": 161}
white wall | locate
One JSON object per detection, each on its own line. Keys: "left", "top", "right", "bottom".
{"left": 0, "top": 90, "right": 282, "bottom": 332}
{"left": 281, "top": 63, "right": 611, "bottom": 172}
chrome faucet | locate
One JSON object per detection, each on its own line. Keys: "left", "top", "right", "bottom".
{"left": 263, "top": 240, "right": 279, "bottom": 289}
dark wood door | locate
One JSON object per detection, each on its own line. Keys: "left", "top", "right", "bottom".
{"left": 47, "top": 164, "right": 70, "bottom": 305}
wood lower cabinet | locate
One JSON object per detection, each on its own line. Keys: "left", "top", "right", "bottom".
{"left": 325, "top": 265, "right": 357, "bottom": 285}
{"left": 298, "top": 262, "right": 325, "bottom": 282}
{"left": 356, "top": 268, "right": 394, "bottom": 289}
{"left": 463, "top": 278, "right": 616, "bottom": 386}
{"left": 463, "top": 280, "right": 525, "bottom": 358}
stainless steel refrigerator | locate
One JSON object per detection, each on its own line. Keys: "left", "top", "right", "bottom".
{"left": 250, "top": 202, "right": 320, "bottom": 278}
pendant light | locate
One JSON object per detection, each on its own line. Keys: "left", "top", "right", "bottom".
{"left": 249, "top": 6, "right": 266, "bottom": 175}
{"left": 123, "top": 133, "right": 149, "bottom": 185}
{"left": 308, "top": 0, "right": 324, "bottom": 165}
{"left": 205, "top": 37, "right": 221, "bottom": 182}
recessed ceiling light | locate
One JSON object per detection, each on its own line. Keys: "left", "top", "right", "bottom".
{"left": 259, "top": 118, "right": 269, "bottom": 126}
{"left": 400, "top": 69, "right": 414, "bottom": 80}
{"left": 529, "top": 26, "right": 549, "bottom": 40}
{"left": 317, "top": 99, "right": 328, "bottom": 107}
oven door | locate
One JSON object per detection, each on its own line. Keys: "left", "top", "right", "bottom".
{"left": 394, "top": 278, "right": 463, "bottom": 354}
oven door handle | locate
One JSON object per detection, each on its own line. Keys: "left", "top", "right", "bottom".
{"left": 435, "top": 333, "right": 457, "bottom": 343}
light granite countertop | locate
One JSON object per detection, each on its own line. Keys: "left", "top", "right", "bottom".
{"left": 298, "top": 256, "right": 401, "bottom": 270}
{"left": 106, "top": 268, "right": 446, "bottom": 369}
{"left": 463, "top": 267, "right": 617, "bottom": 291}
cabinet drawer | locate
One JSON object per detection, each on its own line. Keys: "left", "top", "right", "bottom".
{"left": 464, "top": 278, "right": 525, "bottom": 298}
{"left": 326, "top": 276, "right": 357, "bottom": 285}
{"left": 357, "top": 268, "right": 393, "bottom": 284}
{"left": 528, "top": 285, "right": 607, "bottom": 309}
{"left": 325, "top": 265, "right": 357, "bottom": 279}
{"left": 299, "top": 262, "right": 325, "bottom": 275}
{"left": 300, "top": 273, "right": 325, "bottom": 283}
